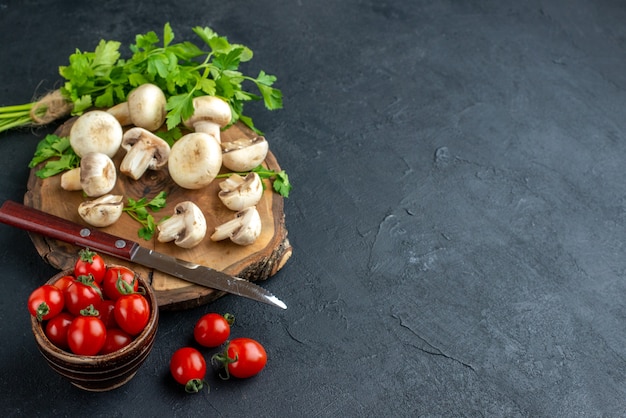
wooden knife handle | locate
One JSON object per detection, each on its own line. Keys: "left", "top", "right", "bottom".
{"left": 0, "top": 200, "right": 138, "bottom": 260}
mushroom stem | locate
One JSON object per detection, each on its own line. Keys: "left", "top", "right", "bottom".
{"left": 107, "top": 103, "right": 132, "bottom": 126}
{"left": 119, "top": 128, "right": 170, "bottom": 180}
{"left": 120, "top": 142, "right": 156, "bottom": 180}
{"left": 193, "top": 120, "right": 221, "bottom": 142}
{"left": 156, "top": 215, "right": 187, "bottom": 242}
{"left": 60, "top": 167, "right": 82, "bottom": 191}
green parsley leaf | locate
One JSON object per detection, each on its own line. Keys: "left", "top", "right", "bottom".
{"left": 29, "top": 134, "right": 79, "bottom": 178}
{"left": 123, "top": 192, "right": 168, "bottom": 240}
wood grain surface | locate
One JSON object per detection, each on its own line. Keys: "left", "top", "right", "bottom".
{"left": 24, "top": 117, "right": 291, "bottom": 310}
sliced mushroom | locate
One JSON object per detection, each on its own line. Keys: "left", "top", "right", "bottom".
{"left": 218, "top": 173, "right": 264, "bottom": 211}
{"left": 183, "top": 96, "right": 232, "bottom": 143}
{"left": 168, "top": 132, "right": 222, "bottom": 189}
{"left": 221, "top": 136, "right": 269, "bottom": 172}
{"left": 210, "top": 206, "right": 262, "bottom": 246}
{"left": 80, "top": 152, "right": 117, "bottom": 197}
{"left": 120, "top": 127, "right": 170, "bottom": 180}
{"left": 157, "top": 201, "right": 207, "bottom": 248}
{"left": 69, "top": 110, "right": 123, "bottom": 158}
{"left": 107, "top": 83, "right": 167, "bottom": 131}
{"left": 78, "top": 194, "right": 124, "bottom": 227}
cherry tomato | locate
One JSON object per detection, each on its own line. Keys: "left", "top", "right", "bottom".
{"left": 53, "top": 275, "right": 76, "bottom": 292}
{"left": 67, "top": 315, "right": 107, "bottom": 355}
{"left": 74, "top": 248, "right": 106, "bottom": 284}
{"left": 214, "top": 338, "right": 267, "bottom": 379}
{"left": 45, "top": 312, "right": 74, "bottom": 350}
{"left": 64, "top": 278, "right": 103, "bottom": 316}
{"left": 99, "top": 328, "right": 133, "bottom": 355}
{"left": 97, "top": 299, "right": 117, "bottom": 329}
{"left": 114, "top": 293, "right": 150, "bottom": 336}
{"left": 28, "top": 284, "right": 65, "bottom": 321}
{"left": 170, "top": 347, "right": 206, "bottom": 393}
{"left": 194, "top": 313, "right": 234, "bottom": 347}
{"left": 102, "top": 266, "right": 138, "bottom": 301}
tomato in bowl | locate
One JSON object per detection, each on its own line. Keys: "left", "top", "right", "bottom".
{"left": 30, "top": 266, "right": 159, "bottom": 392}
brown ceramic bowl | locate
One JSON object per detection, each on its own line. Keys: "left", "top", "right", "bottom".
{"left": 30, "top": 266, "right": 159, "bottom": 392}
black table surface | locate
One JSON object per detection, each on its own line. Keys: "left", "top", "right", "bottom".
{"left": 2, "top": 0, "right": 626, "bottom": 416}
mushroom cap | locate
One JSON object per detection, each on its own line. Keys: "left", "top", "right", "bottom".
{"left": 168, "top": 133, "right": 222, "bottom": 189}
{"left": 157, "top": 201, "right": 207, "bottom": 248}
{"left": 120, "top": 127, "right": 171, "bottom": 180}
{"left": 79, "top": 152, "right": 117, "bottom": 197}
{"left": 127, "top": 83, "right": 167, "bottom": 131}
{"left": 210, "top": 206, "right": 262, "bottom": 246}
{"left": 70, "top": 110, "right": 123, "bottom": 158}
{"left": 78, "top": 194, "right": 124, "bottom": 227}
{"left": 221, "top": 136, "right": 269, "bottom": 172}
{"left": 218, "top": 172, "right": 264, "bottom": 211}
{"left": 183, "top": 96, "right": 232, "bottom": 131}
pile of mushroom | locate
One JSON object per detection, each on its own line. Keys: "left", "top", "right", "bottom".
{"left": 59, "top": 83, "right": 273, "bottom": 248}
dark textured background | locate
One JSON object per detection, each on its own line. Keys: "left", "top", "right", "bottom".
{"left": 2, "top": 0, "right": 626, "bottom": 416}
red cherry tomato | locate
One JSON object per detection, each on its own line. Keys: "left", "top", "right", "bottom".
{"left": 114, "top": 293, "right": 150, "bottom": 336}
{"left": 53, "top": 275, "right": 76, "bottom": 292}
{"left": 99, "top": 328, "right": 133, "bottom": 355}
{"left": 28, "top": 284, "right": 65, "bottom": 321}
{"left": 102, "top": 266, "right": 138, "bottom": 301}
{"left": 74, "top": 248, "right": 106, "bottom": 284}
{"left": 214, "top": 338, "right": 267, "bottom": 379}
{"left": 64, "top": 278, "right": 103, "bottom": 316}
{"left": 45, "top": 312, "right": 74, "bottom": 350}
{"left": 194, "top": 313, "right": 234, "bottom": 347}
{"left": 67, "top": 315, "right": 107, "bottom": 355}
{"left": 97, "top": 299, "right": 118, "bottom": 329}
{"left": 170, "top": 347, "right": 206, "bottom": 393}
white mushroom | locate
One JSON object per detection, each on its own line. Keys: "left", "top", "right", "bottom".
{"left": 78, "top": 194, "right": 124, "bottom": 227}
{"left": 218, "top": 173, "right": 264, "bottom": 211}
{"left": 210, "top": 206, "right": 262, "bottom": 246}
{"left": 120, "top": 127, "right": 170, "bottom": 180}
{"left": 69, "top": 110, "right": 123, "bottom": 158}
{"left": 182, "top": 96, "right": 232, "bottom": 143}
{"left": 60, "top": 152, "right": 117, "bottom": 196}
{"left": 221, "top": 136, "right": 269, "bottom": 172}
{"left": 168, "top": 132, "right": 222, "bottom": 189}
{"left": 107, "top": 83, "right": 167, "bottom": 131}
{"left": 157, "top": 201, "right": 207, "bottom": 248}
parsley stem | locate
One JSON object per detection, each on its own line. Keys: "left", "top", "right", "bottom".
{"left": 0, "top": 110, "right": 31, "bottom": 119}
{"left": 0, "top": 115, "right": 34, "bottom": 133}
{"left": 0, "top": 103, "right": 34, "bottom": 113}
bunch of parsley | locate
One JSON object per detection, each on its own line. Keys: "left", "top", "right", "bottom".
{"left": 59, "top": 23, "right": 282, "bottom": 134}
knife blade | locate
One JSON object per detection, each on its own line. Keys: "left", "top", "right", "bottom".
{"left": 0, "top": 200, "right": 286, "bottom": 309}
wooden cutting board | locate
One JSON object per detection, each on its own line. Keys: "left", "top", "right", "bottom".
{"left": 24, "top": 117, "right": 292, "bottom": 310}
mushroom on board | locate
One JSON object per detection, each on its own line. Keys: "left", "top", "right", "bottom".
{"left": 221, "top": 136, "right": 269, "bottom": 172}
{"left": 69, "top": 110, "right": 123, "bottom": 158}
{"left": 182, "top": 96, "right": 232, "bottom": 143}
{"left": 168, "top": 132, "right": 222, "bottom": 189}
{"left": 120, "top": 127, "right": 170, "bottom": 180}
{"left": 218, "top": 172, "right": 264, "bottom": 211}
{"left": 210, "top": 206, "right": 262, "bottom": 246}
{"left": 107, "top": 83, "right": 167, "bottom": 131}
{"left": 157, "top": 201, "right": 207, "bottom": 249}
{"left": 78, "top": 194, "right": 124, "bottom": 227}
{"left": 60, "top": 152, "right": 117, "bottom": 197}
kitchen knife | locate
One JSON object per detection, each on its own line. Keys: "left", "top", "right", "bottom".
{"left": 0, "top": 200, "right": 287, "bottom": 309}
